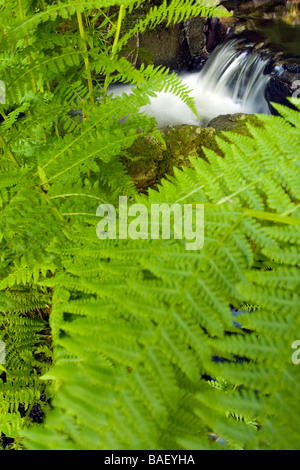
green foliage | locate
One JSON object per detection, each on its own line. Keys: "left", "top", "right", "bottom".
{"left": 0, "top": 304, "right": 52, "bottom": 442}
{"left": 0, "top": 0, "right": 299, "bottom": 452}
{"left": 20, "top": 98, "right": 300, "bottom": 450}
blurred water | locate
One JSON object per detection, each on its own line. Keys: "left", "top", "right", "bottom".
{"left": 108, "top": 39, "right": 271, "bottom": 127}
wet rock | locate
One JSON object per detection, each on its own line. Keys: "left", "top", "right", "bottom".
{"left": 229, "top": 14, "right": 300, "bottom": 111}
{"left": 122, "top": 134, "right": 163, "bottom": 191}
{"left": 235, "top": 16, "right": 300, "bottom": 56}
{"left": 220, "top": 0, "right": 287, "bottom": 16}
{"left": 122, "top": 115, "right": 263, "bottom": 192}
{"left": 1, "top": 434, "right": 14, "bottom": 450}
{"left": 121, "top": 10, "right": 212, "bottom": 71}
{"left": 265, "top": 58, "right": 300, "bottom": 112}
{"left": 206, "top": 16, "right": 239, "bottom": 52}
{"left": 121, "top": 125, "right": 219, "bottom": 191}
{"left": 207, "top": 113, "right": 263, "bottom": 133}
{"left": 265, "top": 77, "right": 297, "bottom": 112}
{"left": 218, "top": 0, "right": 300, "bottom": 55}
{"left": 209, "top": 34, "right": 300, "bottom": 113}
{"left": 123, "top": 22, "right": 192, "bottom": 71}
{"left": 183, "top": 16, "right": 207, "bottom": 68}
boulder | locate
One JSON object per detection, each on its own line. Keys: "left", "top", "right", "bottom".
{"left": 206, "top": 16, "right": 239, "bottom": 52}
{"left": 121, "top": 125, "right": 219, "bottom": 191}
{"left": 207, "top": 112, "right": 263, "bottom": 132}
{"left": 123, "top": 22, "right": 191, "bottom": 71}
{"left": 183, "top": 16, "right": 208, "bottom": 69}
{"left": 121, "top": 11, "right": 210, "bottom": 71}
{"left": 122, "top": 114, "right": 263, "bottom": 192}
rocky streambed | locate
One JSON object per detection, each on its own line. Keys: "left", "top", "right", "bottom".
{"left": 122, "top": 0, "right": 300, "bottom": 112}
{"left": 116, "top": 0, "right": 300, "bottom": 193}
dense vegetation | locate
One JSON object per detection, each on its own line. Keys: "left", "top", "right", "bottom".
{"left": 0, "top": 0, "right": 300, "bottom": 450}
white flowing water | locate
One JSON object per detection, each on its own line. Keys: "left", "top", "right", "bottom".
{"left": 108, "top": 39, "right": 271, "bottom": 128}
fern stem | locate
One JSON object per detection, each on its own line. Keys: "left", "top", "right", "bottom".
{"left": 54, "top": 122, "right": 60, "bottom": 138}
{"left": 40, "top": 190, "right": 65, "bottom": 223}
{"left": 0, "top": 135, "right": 20, "bottom": 167}
{"left": 102, "top": 4, "right": 125, "bottom": 103}
{"left": 61, "top": 212, "right": 100, "bottom": 217}
{"left": 97, "top": 8, "right": 115, "bottom": 29}
{"left": 18, "top": 0, "right": 38, "bottom": 94}
{"left": 49, "top": 193, "right": 107, "bottom": 202}
{"left": 76, "top": 5, "right": 94, "bottom": 104}
{"left": 17, "top": 0, "right": 25, "bottom": 21}
{"left": 243, "top": 208, "right": 300, "bottom": 226}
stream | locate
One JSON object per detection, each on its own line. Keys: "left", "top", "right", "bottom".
{"left": 109, "top": 38, "right": 271, "bottom": 127}
{"left": 108, "top": 1, "right": 299, "bottom": 128}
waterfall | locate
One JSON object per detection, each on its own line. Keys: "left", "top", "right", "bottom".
{"left": 195, "top": 39, "right": 271, "bottom": 118}
{"left": 108, "top": 39, "right": 271, "bottom": 128}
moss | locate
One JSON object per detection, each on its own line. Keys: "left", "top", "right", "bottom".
{"left": 157, "top": 125, "right": 220, "bottom": 177}
{"left": 122, "top": 124, "right": 221, "bottom": 192}
{"left": 208, "top": 113, "right": 265, "bottom": 136}
{"left": 122, "top": 113, "right": 265, "bottom": 192}
{"left": 121, "top": 134, "right": 164, "bottom": 191}
{"left": 121, "top": 5, "right": 152, "bottom": 31}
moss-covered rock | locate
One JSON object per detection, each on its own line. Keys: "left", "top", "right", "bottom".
{"left": 122, "top": 124, "right": 220, "bottom": 191}
{"left": 121, "top": 134, "right": 165, "bottom": 191}
{"left": 122, "top": 113, "right": 263, "bottom": 192}
{"left": 207, "top": 112, "right": 264, "bottom": 135}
